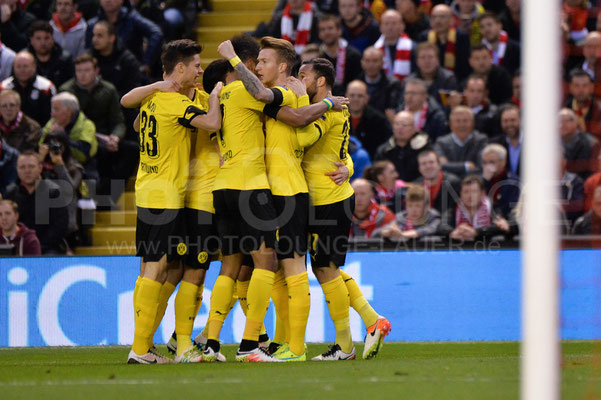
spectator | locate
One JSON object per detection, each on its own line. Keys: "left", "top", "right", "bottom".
{"left": 0, "top": 89, "right": 40, "bottom": 152}
{"left": 565, "top": 69, "right": 601, "bottom": 140}
{"left": 584, "top": 152, "right": 601, "bottom": 211}
{"left": 0, "top": 199, "right": 41, "bottom": 255}
{"left": 395, "top": 0, "right": 430, "bottom": 41}
{"left": 419, "top": 4, "right": 471, "bottom": 82}
{"left": 374, "top": 9, "right": 416, "bottom": 82}
{"left": 398, "top": 77, "right": 448, "bottom": 141}
{"left": 579, "top": 31, "right": 601, "bottom": 80}
{"left": 481, "top": 143, "right": 520, "bottom": 218}
{"left": 91, "top": 20, "right": 142, "bottom": 97}
{"left": 374, "top": 110, "right": 430, "bottom": 182}
{"left": 5, "top": 151, "right": 69, "bottom": 254}
{"left": 27, "top": 20, "right": 74, "bottom": 88}
{"left": 468, "top": 43, "right": 512, "bottom": 105}
{"left": 350, "top": 178, "right": 395, "bottom": 238}
{"left": 0, "top": 35, "right": 15, "bottom": 81}
{"left": 318, "top": 14, "right": 362, "bottom": 95}
{"left": 349, "top": 135, "right": 371, "bottom": 181}
{"left": 0, "top": 0, "right": 35, "bottom": 51}
{"left": 347, "top": 79, "right": 391, "bottom": 159}
{"left": 511, "top": 69, "right": 521, "bottom": 107}
{"left": 86, "top": 0, "right": 164, "bottom": 78}
{"left": 572, "top": 186, "right": 601, "bottom": 234}
{"left": 561, "top": 154, "right": 585, "bottom": 226}
{"left": 363, "top": 160, "right": 408, "bottom": 212}
{"left": 449, "top": 75, "right": 498, "bottom": 137}
{"left": 448, "top": 174, "right": 507, "bottom": 240}
{"left": 563, "top": 0, "right": 589, "bottom": 45}
{"left": 404, "top": 42, "right": 459, "bottom": 107}
{"left": 266, "top": 0, "right": 321, "bottom": 54}
{"left": 339, "top": 0, "right": 380, "bottom": 53}
{"left": 478, "top": 11, "right": 521, "bottom": 76}
{"left": 50, "top": 0, "right": 87, "bottom": 59}
{"left": 373, "top": 185, "right": 441, "bottom": 240}
{"left": 358, "top": 46, "right": 402, "bottom": 121}
{"left": 489, "top": 103, "right": 522, "bottom": 178}
{"left": 499, "top": 0, "right": 521, "bottom": 42}
{"left": 450, "top": 0, "right": 485, "bottom": 46}
{"left": 0, "top": 51, "right": 56, "bottom": 126}
{"left": 560, "top": 107, "right": 600, "bottom": 180}
{"left": 21, "top": 0, "right": 52, "bottom": 20}
{"left": 434, "top": 106, "right": 487, "bottom": 177}
{"left": 41, "top": 92, "right": 98, "bottom": 179}
{"left": 300, "top": 42, "right": 320, "bottom": 62}
{"left": 414, "top": 148, "right": 461, "bottom": 227}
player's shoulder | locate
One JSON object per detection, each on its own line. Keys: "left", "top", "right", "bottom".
{"left": 193, "top": 88, "right": 210, "bottom": 109}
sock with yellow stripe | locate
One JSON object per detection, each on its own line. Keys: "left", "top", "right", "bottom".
{"left": 321, "top": 274, "right": 352, "bottom": 353}
{"left": 132, "top": 277, "right": 162, "bottom": 355}
{"left": 340, "top": 270, "right": 379, "bottom": 328}
{"left": 242, "top": 269, "right": 275, "bottom": 343}
{"left": 207, "top": 275, "right": 235, "bottom": 342}
{"left": 238, "top": 279, "right": 269, "bottom": 338}
{"left": 147, "top": 281, "right": 176, "bottom": 349}
{"left": 174, "top": 281, "right": 200, "bottom": 356}
{"left": 271, "top": 269, "right": 289, "bottom": 344}
{"left": 286, "top": 271, "right": 310, "bottom": 355}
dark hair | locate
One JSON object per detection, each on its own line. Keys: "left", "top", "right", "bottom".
{"left": 406, "top": 185, "right": 428, "bottom": 204}
{"left": 477, "top": 11, "right": 501, "bottom": 24}
{"left": 43, "top": 131, "right": 72, "bottom": 163}
{"left": 363, "top": 160, "right": 394, "bottom": 183}
{"left": 416, "top": 41, "right": 440, "bottom": 58}
{"left": 231, "top": 34, "right": 260, "bottom": 63}
{"left": 318, "top": 14, "right": 342, "bottom": 28}
{"left": 260, "top": 36, "right": 298, "bottom": 75}
{"left": 161, "top": 39, "right": 203, "bottom": 75}
{"left": 466, "top": 74, "right": 486, "bottom": 86}
{"left": 498, "top": 102, "right": 520, "bottom": 118}
{"left": 568, "top": 68, "right": 594, "bottom": 83}
{"left": 203, "top": 59, "right": 233, "bottom": 93}
{"left": 417, "top": 148, "right": 439, "bottom": 161}
{"left": 28, "top": 20, "right": 53, "bottom": 37}
{"left": 301, "top": 57, "right": 335, "bottom": 88}
{"left": 461, "top": 174, "right": 484, "bottom": 191}
{"left": 95, "top": 20, "right": 116, "bottom": 36}
{"left": 19, "top": 150, "right": 42, "bottom": 163}
{"left": 471, "top": 43, "right": 490, "bottom": 54}
{"left": 74, "top": 53, "right": 98, "bottom": 67}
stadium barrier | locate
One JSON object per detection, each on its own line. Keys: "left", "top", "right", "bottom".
{"left": 0, "top": 249, "right": 600, "bottom": 347}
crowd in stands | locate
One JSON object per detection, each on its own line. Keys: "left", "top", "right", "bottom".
{"left": 1, "top": 0, "right": 601, "bottom": 255}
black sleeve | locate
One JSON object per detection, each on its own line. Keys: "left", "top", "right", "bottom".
{"left": 177, "top": 105, "right": 207, "bottom": 128}
{"left": 263, "top": 103, "right": 282, "bottom": 119}
{"left": 269, "top": 87, "right": 284, "bottom": 106}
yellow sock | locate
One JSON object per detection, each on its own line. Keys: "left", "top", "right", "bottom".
{"left": 286, "top": 272, "right": 310, "bottom": 355}
{"left": 229, "top": 281, "right": 238, "bottom": 312}
{"left": 239, "top": 279, "right": 268, "bottom": 337}
{"left": 133, "top": 276, "right": 141, "bottom": 306}
{"left": 147, "top": 281, "right": 176, "bottom": 349}
{"left": 321, "top": 275, "right": 352, "bottom": 353}
{"left": 207, "top": 275, "right": 235, "bottom": 341}
{"left": 243, "top": 269, "right": 275, "bottom": 341}
{"left": 194, "top": 284, "right": 204, "bottom": 316}
{"left": 340, "top": 270, "right": 379, "bottom": 328}
{"left": 175, "top": 281, "right": 200, "bottom": 356}
{"left": 271, "top": 269, "right": 289, "bottom": 344}
{"left": 132, "top": 277, "right": 162, "bottom": 355}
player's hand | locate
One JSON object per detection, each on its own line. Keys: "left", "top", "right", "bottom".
{"left": 331, "top": 96, "right": 349, "bottom": 111}
{"left": 325, "top": 161, "right": 349, "bottom": 185}
{"left": 286, "top": 77, "right": 307, "bottom": 97}
{"left": 154, "top": 80, "right": 181, "bottom": 93}
{"left": 217, "top": 40, "right": 237, "bottom": 60}
{"left": 210, "top": 81, "right": 223, "bottom": 97}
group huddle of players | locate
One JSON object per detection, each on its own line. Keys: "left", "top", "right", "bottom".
{"left": 120, "top": 34, "right": 391, "bottom": 364}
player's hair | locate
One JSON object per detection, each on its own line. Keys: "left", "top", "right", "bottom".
{"left": 476, "top": 11, "right": 501, "bottom": 24}
{"left": 260, "top": 36, "right": 298, "bottom": 75}
{"left": 0, "top": 89, "right": 21, "bottom": 107}
{"left": 95, "top": 20, "right": 116, "bottom": 36}
{"left": 301, "top": 57, "right": 335, "bottom": 88}
{"left": 568, "top": 68, "right": 594, "bottom": 83}
{"left": 461, "top": 174, "right": 485, "bottom": 191}
{"left": 363, "top": 160, "right": 394, "bottom": 184}
{"left": 470, "top": 43, "right": 490, "bottom": 54}
{"left": 0, "top": 200, "right": 19, "bottom": 214}
{"left": 231, "top": 34, "right": 260, "bottom": 63}
{"left": 161, "top": 39, "right": 202, "bottom": 75}
{"left": 416, "top": 41, "right": 440, "bottom": 58}
{"left": 28, "top": 20, "right": 53, "bottom": 37}
{"left": 203, "top": 59, "right": 233, "bottom": 93}
{"left": 318, "top": 14, "right": 342, "bottom": 28}
{"left": 406, "top": 185, "right": 428, "bottom": 204}
{"left": 74, "top": 53, "right": 98, "bottom": 67}
{"left": 19, "top": 150, "right": 42, "bottom": 164}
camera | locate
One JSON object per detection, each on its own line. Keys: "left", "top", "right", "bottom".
{"left": 49, "top": 140, "right": 62, "bottom": 155}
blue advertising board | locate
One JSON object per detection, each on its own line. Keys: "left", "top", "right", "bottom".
{"left": 0, "top": 249, "right": 600, "bottom": 347}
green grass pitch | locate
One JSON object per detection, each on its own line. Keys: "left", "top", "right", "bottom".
{"left": 1, "top": 341, "right": 599, "bottom": 400}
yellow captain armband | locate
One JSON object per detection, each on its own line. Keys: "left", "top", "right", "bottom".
{"left": 229, "top": 56, "right": 241, "bottom": 67}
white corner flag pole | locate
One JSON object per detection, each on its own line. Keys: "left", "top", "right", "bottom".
{"left": 521, "top": 0, "right": 561, "bottom": 399}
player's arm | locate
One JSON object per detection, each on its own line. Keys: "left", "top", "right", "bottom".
{"left": 120, "top": 80, "right": 182, "bottom": 108}
{"left": 181, "top": 83, "right": 223, "bottom": 132}
{"left": 133, "top": 113, "right": 140, "bottom": 132}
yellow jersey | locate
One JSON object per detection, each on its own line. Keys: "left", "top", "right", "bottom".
{"left": 299, "top": 107, "right": 355, "bottom": 206}
{"left": 213, "top": 80, "right": 280, "bottom": 191}
{"left": 263, "top": 85, "right": 308, "bottom": 196}
{"left": 185, "top": 89, "right": 220, "bottom": 212}
{"left": 135, "top": 91, "right": 204, "bottom": 209}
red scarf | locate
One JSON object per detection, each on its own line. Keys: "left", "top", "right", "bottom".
{"left": 564, "top": 3, "right": 589, "bottom": 42}
{"left": 428, "top": 28, "right": 457, "bottom": 72}
{"left": 281, "top": 1, "right": 313, "bottom": 54}
{"left": 404, "top": 217, "right": 414, "bottom": 231}
{"left": 0, "top": 112, "right": 22, "bottom": 136}
{"left": 422, "top": 171, "right": 443, "bottom": 208}
{"left": 374, "top": 33, "right": 413, "bottom": 81}
{"left": 455, "top": 196, "right": 492, "bottom": 229}
{"left": 483, "top": 30, "right": 507, "bottom": 66}
{"left": 321, "top": 38, "right": 348, "bottom": 85}
{"left": 52, "top": 12, "right": 83, "bottom": 33}
{"left": 406, "top": 101, "right": 428, "bottom": 131}
{"left": 355, "top": 200, "right": 393, "bottom": 238}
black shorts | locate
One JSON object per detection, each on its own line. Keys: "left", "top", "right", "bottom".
{"left": 273, "top": 193, "right": 309, "bottom": 260}
{"left": 213, "top": 189, "right": 278, "bottom": 256}
{"left": 182, "top": 208, "right": 220, "bottom": 270}
{"left": 136, "top": 207, "right": 186, "bottom": 263}
{"left": 308, "top": 195, "right": 355, "bottom": 268}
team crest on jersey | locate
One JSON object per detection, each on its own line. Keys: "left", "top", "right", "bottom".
{"left": 198, "top": 251, "right": 209, "bottom": 264}
{"left": 177, "top": 242, "right": 187, "bottom": 256}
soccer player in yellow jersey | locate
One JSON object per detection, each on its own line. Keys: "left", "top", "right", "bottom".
{"left": 121, "top": 40, "right": 222, "bottom": 364}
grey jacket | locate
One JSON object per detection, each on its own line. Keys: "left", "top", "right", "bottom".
{"left": 433, "top": 131, "right": 488, "bottom": 177}
{"left": 372, "top": 208, "right": 442, "bottom": 239}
